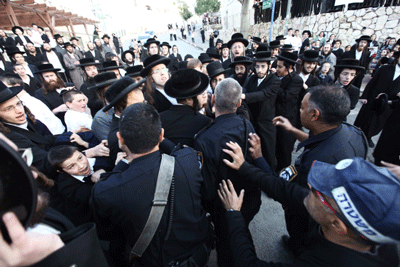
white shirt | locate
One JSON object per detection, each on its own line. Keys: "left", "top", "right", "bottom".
{"left": 19, "top": 93, "right": 65, "bottom": 134}
{"left": 46, "top": 51, "right": 65, "bottom": 72}
{"left": 31, "top": 30, "right": 43, "bottom": 47}
{"left": 71, "top": 158, "right": 96, "bottom": 183}
{"left": 22, "top": 62, "right": 34, "bottom": 78}
{"left": 65, "top": 109, "right": 93, "bottom": 132}
{"left": 355, "top": 50, "right": 362, "bottom": 60}
{"left": 257, "top": 76, "right": 266, "bottom": 86}
{"left": 394, "top": 65, "right": 400, "bottom": 81}
{"left": 299, "top": 72, "right": 310, "bottom": 83}
{"left": 0, "top": 60, "right": 5, "bottom": 71}
{"left": 291, "top": 37, "right": 302, "bottom": 52}
{"left": 18, "top": 35, "right": 27, "bottom": 46}
{"left": 156, "top": 88, "right": 177, "bottom": 104}
{"left": 4, "top": 121, "right": 28, "bottom": 130}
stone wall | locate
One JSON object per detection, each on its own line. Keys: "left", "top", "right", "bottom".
{"left": 220, "top": 6, "right": 400, "bottom": 46}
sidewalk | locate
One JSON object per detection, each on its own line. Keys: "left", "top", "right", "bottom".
{"left": 177, "top": 29, "right": 209, "bottom": 51}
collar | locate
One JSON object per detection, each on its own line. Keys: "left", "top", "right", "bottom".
{"left": 4, "top": 121, "right": 28, "bottom": 130}
{"left": 131, "top": 150, "right": 160, "bottom": 165}
{"left": 297, "top": 124, "right": 342, "bottom": 151}
{"left": 214, "top": 112, "right": 237, "bottom": 123}
{"left": 71, "top": 158, "right": 96, "bottom": 182}
{"left": 170, "top": 104, "right": 195, "bottom": 112}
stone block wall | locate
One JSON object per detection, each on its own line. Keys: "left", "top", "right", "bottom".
{"left": 221, "top": 6, "right": 400, "bottom": 46}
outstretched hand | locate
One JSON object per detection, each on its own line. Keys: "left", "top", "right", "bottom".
{"left": 222, "top": 141, "right": 245, "bottom": 170}
{"left": 272, "top": 116, "right": 293, "bottom": 132}
{"left": 381, "top": 161, "right": 400, "bottom": 180}
{"left": 248, "top": 133, "right": 262, "bottom": 160}
{"left": 218, "top": 180, "right": 244, "bottom": 211}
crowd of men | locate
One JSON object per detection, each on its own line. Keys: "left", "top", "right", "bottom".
{"left": 0, "top": 22, "right": 399, "bottom": 267}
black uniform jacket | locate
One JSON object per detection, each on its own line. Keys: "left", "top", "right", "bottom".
{"left": 245, "top": 73, "right": 281, "bottom": 121}
{"left": 92, "top": 148, "right": 210, "bottom": 266}
{"left": 84, "top": 50, "right": 104, "bottom": 64}
{"left": 160, "top": 104, "right": 211, "bottom": 147}
{"left": 226, "top": 161, "right": 399, "bottom": 267}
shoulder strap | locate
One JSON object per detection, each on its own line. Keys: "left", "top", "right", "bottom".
{"left": 129, "top": 154, "right": 175, "bottom": 260}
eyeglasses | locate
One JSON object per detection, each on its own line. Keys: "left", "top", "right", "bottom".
{"left": 312, "top": 188, "right": 337, "bottom": 214}
{"left": 0, "top": 101, "right": 24, "bottom": 113}
{"left": 152, "top": 68, "right": 169, "bottom": 75}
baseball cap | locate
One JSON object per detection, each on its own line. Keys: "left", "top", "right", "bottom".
{"left": 308, "top": 157, "right": 400, "bottom": 244}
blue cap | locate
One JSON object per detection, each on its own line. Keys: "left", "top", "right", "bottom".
{"left": 308, "top": 157, "right": 400, "bottom": 244}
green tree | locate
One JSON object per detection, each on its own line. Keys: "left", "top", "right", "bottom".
{"left": 176, "top": 0, "right": 193, "bottom": 21}
{"left": 194, "top": 0, "right": 221, "bottom": 16}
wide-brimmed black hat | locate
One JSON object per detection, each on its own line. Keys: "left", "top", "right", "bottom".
{"left": 38, "top": 26, "right": 44, "bottom": 31}
{"left": 121, "top": 50, "right": 135, "bottom": 63}
{"left": 34, "top": 63, "right": 61, "bottom": 74}
{"left": 281, "top": 44, "right": 293, "bottom": 51}
{"left": 103, "top": 76, "right": 146, "bottom": 112}
{"left": 229, "top": 56, "right": 253, "bottom": 68}
{"left": 371, "top": 93, "right": 389, "bottom": 117}
{"left": 9, "top": 85, "right": 24, "bottom": 96}
{"left": 221, "top": 43, "right": 229, "bottom": 49}
{"left": 160, "top": 42, "right": 171, "bottom": 48}
{"left": 198, "top": 53, "right": 213, "bottom": 64}
{"left": 256, "top": 44, "right": 269, "bottom": 52}
{"left": 356, "top": 35, "right": 372, "bottom": 43}
{"left": 6, "top": 47, "right": 25, "bottom": 57}
{"left": 53, "top": 34, "right": 63, "bottom": 39}
{"left": 252, "top": 37, "right": 262, "bottom": 43}
{"left": 276, "top": 51, "right": 298, "bottom": 65}
{"left": 102, "top": 34, "right": 110, "bottom": 39}
{"left": 70, "top": 37, "right": 79, "bottom": 42}
{"left": 88, "top": 72, "right": 119, "bottom": 91}
{"left": 178, "top": 61, "right": 188, "bottom": 70}
{"left": 269, "top": 40, "right": 281, "bottom": 49}
{"left": 207, "top": 61, "right": 229, "bottom": 79}
{"left": 0, "top": 81, "right": 20, "bottom": 103}
{"left": 206, "top": 47, "right": 221, "bottom": 59}
{"left": 227, "top": 33, "right": 249, "bottom": 49}
{"left": 300, "top": 50, "right": 320, "bottom": 62}
{"left": 0, "top": 136, "right": 38, "bottom": 241}
{"left": 164, "top": 69, "right": 208, "bottom": 99}
{"left": 125, "top": 65, "right": 143, "bottom": 77}
{"left": 63, "top": 42, "right": 73, "bottom": 48}
{"left": 184, "top": 54, "right": 194, "bottom": 61}
{"left": 77, "top": 57, "right": 101, "bottom": 67}
{"left": 143, "top": 38, "right": 160, "bottom": 48}
{"left": 302, "top": 30, "right": 312, "bottom": 38}
{"left": 275, "top": 35, "right": 286, "bottom": 41}
{"left": 99, "top": 61, "right": 124, "bottom": 71}
{"left": 335, "top": 58, "right": 365, "bottom": 71}
{"left": 140, "top": 54, "right": 170, "bottom": 77}
{"left": 253, "top": 51, "right": 274, "bottom": 62}
{"left": 11, "top": 26, "right": 24, "bottom": 35}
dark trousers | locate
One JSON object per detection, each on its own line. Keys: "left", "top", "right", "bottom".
{"left": 170, "top": 34, "right": 173, "bottom": 41}
{"left": 255, "top": 120, "right": 277, "bottom": 170}
{"left": 174, "top": 34, "right": 177, "bottom": 41}
{"left": 275, "top": 126, "right": 296, "bottom": 172}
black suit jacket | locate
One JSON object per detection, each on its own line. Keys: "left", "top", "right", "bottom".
{"left": 40, "top": 50, "right": 68, "bottom": 74}
{"left": 300, "top": 38, "right": 310, "bottom": 54}
{"left": 0, "top": 61, "right": 13, "bottom": 76}
{"left": 342, "top": 49, "right": 371, "bottom": 69}
{"left": 345, "top": 84, "right": 360, "bottom": 110}
{"left": 0, "top": 36, "right": 16, "bottom": 52}
{"left": 244, "top": 73, "right": 281, "bottom": 121}
{"left": 84, "top": 50, "right": 104, "bottom": 64}
{"left": 14, "top": 35, "right": 33, "bottom": 47}
{"left": 153, "top": 88, "right": 173, "bottom": 113}
{"left": 26, "top": 52, "right": 43, "bottom": 66}
{"left": 160, "top": 105, "right": 211, "bottom": 147}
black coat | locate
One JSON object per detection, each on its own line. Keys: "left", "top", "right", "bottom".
{"left": 332, "top": 48, "right": 344, "bottom": 62}
{"left": 23, "top": 76, "right": 42, "bottom": 96}
{"left": 40, "top": 50, "right": 68, "bottom": 76}
{"left": 84, "top": 50, "right": 104, "bottom": 64}
{"left": 228, "top": 161, "right": 399, "bottom": 267}
{"left": 160, "top": 105, "right": 211, "bottom": 147}
{"left": 26, "top": 52, "right": 44, "bottom": 67}
{"left": 354, "top": 65, "right": 400, "bottom": 138}
{"left": 0, "top": 36, "right": 16, "bottom": 53}
{"left": 300, "top": 38, "right": 310, "bottom": 54}
{"left": 0, "top": 61, "right": 13, "bottom": 76}
{"left": 345, "top": 84, "right": 360, "bottom": 110}
{"left": 14, "top": 35, "right": 33, "bottom": 47}
{"left": 107, "top": 115, "right": 120, "bottom": 168}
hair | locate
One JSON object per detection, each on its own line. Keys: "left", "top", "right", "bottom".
{"left": 214, "top": 78, "right": 242, "bottom": 114}
{"left": 47, "top": 145, "right": 79, "bottom": 171}
{"left": 307, "top": 85, "right": 350, "bottom": 125}
{"left": 62, "top": 89, "right": 84, "bottom": 104}
{"left": 0, "top": 104, "right": 36, "bottom": 134}
{"left": 229, "top": 42, "right": 245, "bottom": 59}
{"left": 105, "top": 52, "right": 118, "bottom": 62}
{"left": 333, "top": 67, "right": 359, "bottom": 84}
{"left": 119, "top": 103, "right": 161, "bottom": 154}
{"left": 334, "top": 40, "right": 342, "bottom": 46}
{"left": 301, "top": 61, "right": 317, "bottom": 77}
{"left": 144, "top": 74, "right": 155, "bottom": 105}
{"left": 0, "top": 74, "right": 24, "bottom": 86}
{"left": 13, "top": 63, "right": 24, "bottom": 72}
{"left": 317, "top": 61, "right": 331, "bottom": 74}
{"left": 177, "top": 96, "right": 200, "bottom": 114}
{"left": 187, "top": 58, "right": 202, "bottom": 69}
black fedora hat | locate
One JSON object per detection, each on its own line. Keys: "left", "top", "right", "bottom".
{"left": 206, "top": 47, "right": 221, "bottom": 59}
{"left": 184, "top": 54, "right": 194, "bottom": 61}
{"left": 198, "top": 53, "right": 213, "bottom": 64}
{"left": 256, "top": 44, "right": 269, "bottom": 52}
{"left": 164, "top": 69, "right": 209, "bottom": 99}
{"left": 63, "top": 42, "right": 73, "bottom": 48}
{"left": 38, "top": 26, "right": 44, "bottom": 31}
{"left": 53, "top": 33, "right": 63, "bottom": 39}
{"left": 0, "top": 137, "right": 38, "bottom": 242}
{"left": 275, "top": 35, "right": 286, "bottom": 41}
{"left": 77, "top": 57, "right": 101, "bottom": 68}
{"left": 0, "top": 81, "right": 20, "bottom": 103}
{"left": 221, "top": 43, "right": 229, "bottom": 49}
{"left": 121, "top": 50, "right": 135, "bottom": 62}
{"left": 227, "top": 33, "right": 249, "bottom": 49}
{"left": 335, "top": 58, "right": 365, "bottom": 71}
{"left": 269, "top": 40, "right": 281, "bottom": 49}
{"left": 302, "top": 30, "right": 312, "bottom": 38}
{"left": 160, "top": 42, "right": 171, "bottom": 48}
{"left": 11, "top": 26, "right": 24, "bottom": 35}
{"left": 229, "top": 56, "right": 253, "bottom": 68}
{"left": 6, "top": 47, "right": 25, "bottom": 57}
{"left": 102, "top": 34, "right": 110, "bottom": 39}
{"left": 99, "top": 61, "right": 124, "bottom": 71}
{"left": 103, "top": 76, "right": 146, "bottom": 112}
{"left": 207, "top": 61, "right": 228, "bottom": 79}
{"left": 125, "top": 65, "right": 143, "bottom": 77}
{"left": 394, "top": 50, "right": 400, "bottom": 58}
{"left": 281, "top": 44, "right": 294, "bottom": 51}
{"left": 371, "top": 93, "right": 389, "bottom": 117}
{"left": 143, "top": 38, "right": 160, "bottom": 48}
{"left": 300, "top": 50, "right": 320, "bottom": 62}
{"left": 253, "top": 51, "right": 274, "bottom": 62}
{"left": 8, "top": 85, "right": 24, "bottom": 96}
{"left": 140, "top": 54, "right": 171, "bottom": 77}
{"left": 276, "top": 51, "right": 299, "bottom": 65}
{"left": 34, "top": 63, "right": 61, "bottom": 74}
{"left": 252, "top": 37, "right": 262, "bottom": 43}
{"left": 70, "top": 37, "right": 79, "bottom": 42}
{"left": 88, "top": 72, "right": 119, "bottom": 91}
{"left": 178, "top": 61, "right": 188, "bottom": 70}
{"left": 356, "top": 35, "right": 372, "bottom": 43}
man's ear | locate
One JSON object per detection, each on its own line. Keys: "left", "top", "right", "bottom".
{"left": 159, "top": 128, "right": 164, "bottom": 143}
{"left": 117, "top": 132, "right": 125, "bottom": 146}
{"left": 331, "top": 216, "right": 349, "bottom": 236}
{"left": 237, "top": 99, "right": 242, "bottom": 108}
{"left": 311, "top": 108, "right": 321, "bottom": 122}
{"left": 65, "top": 101, "right": 72, "bottom": 109}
